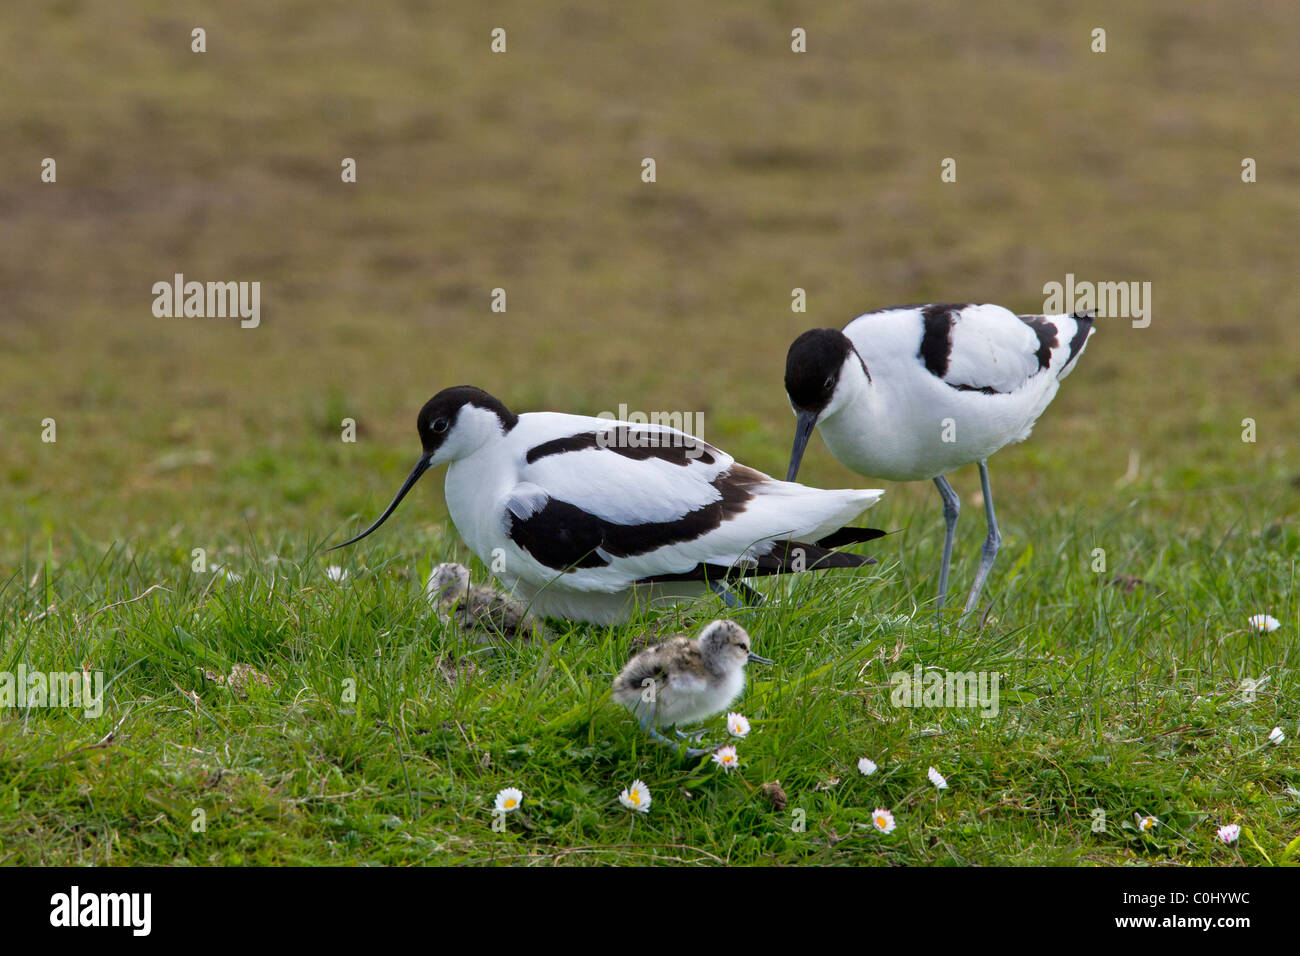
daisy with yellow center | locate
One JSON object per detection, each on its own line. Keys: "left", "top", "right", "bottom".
{"left": 871, "top": 809, "right": 896, "bottom": 834}
{"left": 726, "top": 713, "right": 751, "bottom": 738}
{"left": 494, "top": 787, "right": 523, "bottom": 813}
{"left": 619, "top": 779, "right": 652, "bottom": 813}
{"left": 1135, "top": 814, "right": 1158, "bottom": 832}
{"left": 713, "top": 745, "right": 740, "bottom": 771}
{"left": 1249, "top": 614, "right": 1280, "bottom": 633}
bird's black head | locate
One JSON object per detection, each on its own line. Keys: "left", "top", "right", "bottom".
{"left": 417, "top": 385, "right": 518, "bottom": 458}
{"left": 784, "top": 328, "right": 853, "bottom": 414}
{"left": 328, "top": 386, "right": 518, "bottom": 551}
{"left": 783, "top": 329, "right": 863, "bottom": 483}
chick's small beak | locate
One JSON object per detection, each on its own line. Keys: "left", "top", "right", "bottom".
{"left": 327, "top": 454, "right": 432, "bottom": 550}
{"left": 747, "top": 652, "right": 774, "bottom": 665}
{"left": 785, "top": 410, "right": 818, "bottom": 482}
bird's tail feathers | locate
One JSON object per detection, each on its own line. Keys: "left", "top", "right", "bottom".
{"left": 1059, "top": 310, "right": 1096, "bottom": 377}
{"left": 634, "top": 534, "right": 882, "bottom": 587}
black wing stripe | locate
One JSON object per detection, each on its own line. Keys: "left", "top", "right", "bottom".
{"left": 507, "top": 467, "right": 763, "bottom": 571}
{"left": 526, "top": 428, "right": 716, "bottom": 467}
{"left": 918, "top": 304, "right": 967, "bottom": 378}
{"left": 1016, "top": 315, "right": 1060, "bottom": 371}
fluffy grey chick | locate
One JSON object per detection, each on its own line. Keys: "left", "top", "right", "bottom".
{"left": 427, "top": 562, "right": 538, "bottom": 641}
{"left": 612, "top": 619, "right": 772, "bottom": 756}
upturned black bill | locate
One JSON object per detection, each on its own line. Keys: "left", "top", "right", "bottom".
{"left": 327, "top": 455, "right": 431, "bottom": 550}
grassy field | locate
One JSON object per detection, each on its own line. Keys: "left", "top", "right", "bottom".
{"left": 1, "top": 1, "right": 1297, "bottom": 865}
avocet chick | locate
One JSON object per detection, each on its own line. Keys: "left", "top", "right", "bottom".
{"left": 612, "top": 619, "right": 771, "bottom": 756}
{"left": 427, "top": 562, "right": 538, "bottom": 641}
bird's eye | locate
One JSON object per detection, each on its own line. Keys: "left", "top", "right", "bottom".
{"left": 432, "top": 419, "right": 449, "bottom": 434}
{"left": 823, "top": 375, "right": 835, "bottom": 391}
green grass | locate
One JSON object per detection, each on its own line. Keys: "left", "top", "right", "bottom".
{"left": 2, "top": 490, "right": 1296, "bottom": 865}
{"left": 2, "top": 0, "right": 1299, "bottom": 864}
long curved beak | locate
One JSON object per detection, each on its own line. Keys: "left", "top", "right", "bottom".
{"left": 327, "top": 455, "right": 432, "bottom": 550}
{"left": 785, "top": 410, "right": 818, "bottom": 482}
{"left": 747, "top": 652, "right": 774, "bottom": 665}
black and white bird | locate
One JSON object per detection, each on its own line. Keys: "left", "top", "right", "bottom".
{"left": 426, "top": 561, "right": 540, "bottom": 641}
{"left": 784, "top": 304, "right": 1095, "bottom": 616}
{"left": 329, "top": 386, "right": 886, "bottom": 624}
{"left": 612, "top": 619, "right": 770, "bottom": 756}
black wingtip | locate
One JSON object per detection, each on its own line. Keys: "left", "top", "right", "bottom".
{"left": 633, "top": 535, "right": 882, "bottom": 587}
{"left": 1065, "top": 310, "right": 1096, "bottom": 366}
{"left": 772, "top": 540, "right": 877, "bottom": 570}
{"left": 815, "top": 527, "right": 889, "bottom": 549}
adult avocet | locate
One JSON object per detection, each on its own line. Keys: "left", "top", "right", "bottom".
{"left": 329, "top": 386, "right": 886, "bottom": 624}
{"left": 784, "top": 304, "right": 1094, "bottom": 616}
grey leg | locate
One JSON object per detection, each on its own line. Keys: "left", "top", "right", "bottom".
{"left": 933, "top": 475, "right": 960, "bottom": 610}
{"left": 961, "top": 460, "right": 1002, "bottom": 618}
{"left": 639, "top": 716, "right": 707, "bottom": 757}
{"left": 708, "top": 578, "right": 743, "bottom": 609}
{"left": 674, "top": 728, "right": 707, "bottom": 741}
{"left": 709, "top": 578, "right": 764, "bottom": 609}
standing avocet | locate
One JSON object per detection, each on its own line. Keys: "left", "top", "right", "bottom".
{"left": 783, "top": 304, "right": 1095, "bottom": 616}
{"left": 329, "top": 386, "right": 886, "bottom": 624}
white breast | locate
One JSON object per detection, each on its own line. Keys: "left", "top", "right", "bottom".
{"left": 658, "top": 667, "right": 745, "bottom": 726}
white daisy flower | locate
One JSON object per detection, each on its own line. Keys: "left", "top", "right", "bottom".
{"left": 1249, "top": 614, "right": 1280, "bottom": 633}
{"left": 857, "top": 757, "right": 878, "bottom": 776}
{"left": 1216, "top": 823, "right": 1240, "bottom": 844}
{"left": 713, "top": 746, "right": 740, "bottom": 772}
{"left": 871, "top": 808, "right": 896, "bottom": 834}
{"left": 1135, "top": 814, "right": 1158, "bottom": 833}
{"left": 1269, "top": 726, "right": 1285, "bottom": 745}
{"left": 726, "top": 713, "right": 751, "bottom": 738}
{"left": 325, "top": 565, "right": 349, "bottom": 582}
{"left": 927, "top": 766, "right": 948, "bottom": 790}
{"left": 494, "top": 787, "right": 523, "bottom": 813}
{"left": 619, "top": 779, "right": 651, "bottom": 813}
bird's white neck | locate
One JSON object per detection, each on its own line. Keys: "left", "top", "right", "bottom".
{"left": 825, "top": 352, "right": 875, "bottom": 420}
{"left": 818, "top": 358, "right": 915, "bottom": 478}
{"left": 442, "top": 425, "right": 516, "bottom": 555}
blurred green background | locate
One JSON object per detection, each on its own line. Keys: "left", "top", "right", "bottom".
{"left": 2, "top": 0, "right": 1296, "bottom": 558}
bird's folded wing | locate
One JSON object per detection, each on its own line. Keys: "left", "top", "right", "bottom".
{"left": 519, "top": 423, "right": 736, "bottom": 525}
{"left": 941, "top": 303, "right": 1047, "bottom": 394}
{"left": 500, "top": 461, "right": 880, "bottom": 587}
